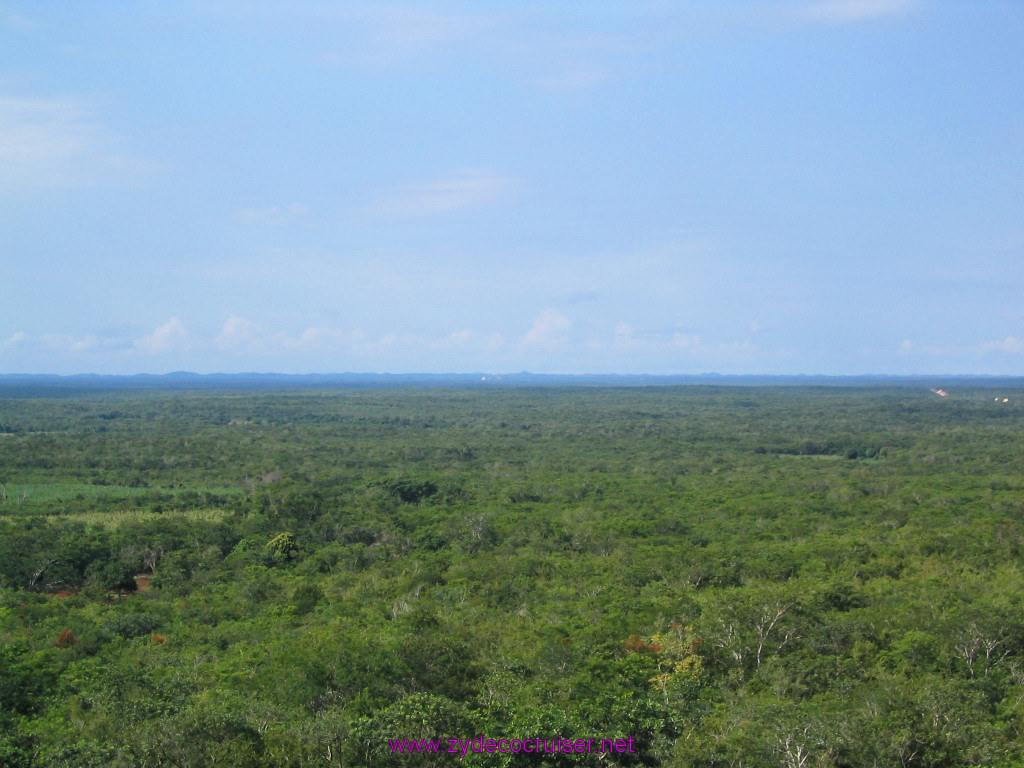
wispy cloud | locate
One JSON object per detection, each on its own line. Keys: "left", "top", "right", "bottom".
{"left": 316, "top": 5, "right": 500, "bottom": 68}
{"left": 805, "top": 0, "right": 920, "bottom": 24}
{"left": 900, "top": 335, "right": 1024, "bottom": 357}
{"left": 2, "top": 331, "right": 29, "bottom": 349}
{"left": 368, "top": 168, "right": 517, "bottom": 218}
{"left": 290, "top": 326, "right": 354, "bottom": 351}
{"left": 535, "top": 65, "right": 615, "bottom": 91}
{"left": 519, "top": 27, "right": 644, "bottom": 91}
{"left": 232, "top": 203, "right": 309, "bottom": 227}
{"left": 315, "top": 6, "right": 645, "bottom": 91}
{"left": 607, "top": 323, "right": 705, "bottom": 354}
{"left": 44, "top": 334, "right": 99, "bottom": 353}
{"left": 194, "top": 317, "right": 507, "bottom": 361}
{"left": 366, "top": 6, "right": 497, "bottom": 51}
{"left": 2, "top": 10, "right": 37, "bottom": 33}
{"left": 582, "top": 323, "right": 762, "bottom": 367}
{"left": 5, "top": 318, "right": 355, "bottom": 367}
{"left": 2, "top": 331, "right": 102, "bottom": 354}
{"left": 0, "top": 96, "right": 142, "bottom": 190}
{"left": 3, "top": 313, "right": 766, "bottom": 373}
{"left": 979, "top": 336, "right": 1024, "bottom": 355}
{"left": 212, "top": 317, "right": 361, "bottom": 356}
{"left": 352, "top": 328, "right": 506, "bottom": 358}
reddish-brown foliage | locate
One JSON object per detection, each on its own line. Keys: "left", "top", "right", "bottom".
{"left": 55, "top": 629, "right": 78, "bottom": 648}
{"left": 625, "top": 634, "right": 662, "bottom": 653}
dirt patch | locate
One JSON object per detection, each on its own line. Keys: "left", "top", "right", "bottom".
{"left": 48, "top": 575, "right": 151, "bottom": 600}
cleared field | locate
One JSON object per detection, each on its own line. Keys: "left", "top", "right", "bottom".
{"left": 0, "top": 482, "right": 238, "bottom": 515}
{"left": 17, "top": 506, "right": 232, "bottom": 527}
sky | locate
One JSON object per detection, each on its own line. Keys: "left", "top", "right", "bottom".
{"left": 1, "top": 1, "right": 1022, "bottom": 376}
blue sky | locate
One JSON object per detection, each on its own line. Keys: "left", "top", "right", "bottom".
{"left": 2, "top": 1, "right": 1022, "bottom": 375}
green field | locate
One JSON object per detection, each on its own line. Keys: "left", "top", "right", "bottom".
{"left": 1, "top": 385, "right": 1023, "bottom": 767}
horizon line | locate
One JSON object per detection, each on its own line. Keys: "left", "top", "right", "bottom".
{"left": 2, "top": 371, "right": 1023, "bottom": 381}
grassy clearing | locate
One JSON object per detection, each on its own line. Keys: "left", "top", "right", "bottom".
{"left": 0, "top": 482, "right": 237, "bottom": 505}
{"left": 1, "top": 482, "right": 146, "bottom": 505}
{"left": 17, "top": 507, "right": 233, "bottom": 527}
{"left": 775, "top": 453, "right": 843, "bottom": 460}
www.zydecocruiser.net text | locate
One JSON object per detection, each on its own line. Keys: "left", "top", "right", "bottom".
{"left": 389, "top": 736, "right": 637, "bottom": 758}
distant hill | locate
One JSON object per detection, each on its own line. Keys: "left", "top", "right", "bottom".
{"left": 1, "top": 371, "right": 1024, "bottom": 396}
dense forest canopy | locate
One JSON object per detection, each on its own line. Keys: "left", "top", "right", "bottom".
{"left": 1, "top": 384, "right": 1023, "bottom": 766}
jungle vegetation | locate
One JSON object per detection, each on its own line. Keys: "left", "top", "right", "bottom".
{"left": 1, "top": 384, "right": 1023, "bottom": 767}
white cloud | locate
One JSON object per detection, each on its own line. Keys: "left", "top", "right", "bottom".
{"left": 1, "top": 317, "right": 510, "bottom": 371}
{"left": 366, "top": 7, "right": 496, "bottom": 50}
{"left": 898, "top": 339, "right": 963, "bottom": 356}
{"left": 594, "top": 323, "right": 760, "bottom": 366}
{"left": 667, "top": 332, "right": 704, "bottom": 351}
{"left": 289, "top": 326, "right": 352, "bottom": 351}
{"left": 347, "top": 328, "right": 506, "bottom": 359}
{"left": 900, "top": 336, "right": 1024, "bottom": 357}
{"left": 535, "top": 66, "right": 615, "bottom": 91}
{"left": 2, "top": 331, "right": 28, "bottom": 348}
{"left": 523, "top": 27, "right": 646, "bottom": 91}
{"left": 1, "top": 330, "right": 113, "bottom": 356}
{"left": 433, "top": 329, "right": 506, "bottom": 353}
{"left": 233, "top": 203, "right": 309, "bottom": 226}
{"left": 2, "top": 11, "right": 37, "bottom": 33}
{"left": 980, "top": 336, "right": 1024, "bottom": 355}
{"left": 606, "top": 323, "right": 704, "bottom": 354}
{"left": 0, "top": 96, "right": 141, "bottom": 190}
{"left": 806, "top": 0, "right": 920, "bottom": 24}
{"left": 213, "top": 318, "right": 363, "bottom": 356}
{"left": 134, "top": 318, "right": 192, "bottom": 354}
{"left": 317, "top": 6, "right": 500, "bottom": 68}
{"left": 215, "top": 315, "right": 265, "bottom": 353}
{"left": 612, "top": 322, "right": 636, "bottom": 349}
{"left": 227, "top": 3, "right": 628, "bottom": 93}
{"left": 523, "top": 309, "right": 571, "bottom": 349}
{"left": 41, "top": 333, "right": 98, "bottom": 353}
{"left": 369, "top": 168, "right": 516, "bottom": 218}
